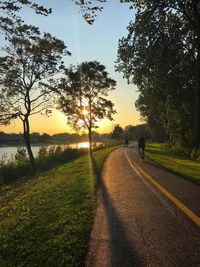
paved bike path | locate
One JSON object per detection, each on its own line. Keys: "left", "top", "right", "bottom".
{"left": 86, "top": 146, "right": 200, "bottom": 266}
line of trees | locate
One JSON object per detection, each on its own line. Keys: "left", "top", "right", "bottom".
{"left": 75, "top": 0, "right": 200, "bottom": 149}
{"left": 111, "top": 124, "right": 152, "bottom": 141}
{"left": 3, "top": 0, "right": 198, "bottom": 171}
{"left": 0, "top": 2, "right": 117, "bottom": 171}
{"left": 0, "top": 131, "right": 112, "bottom": 145}
{"left": 116, "top": 0, "right": 200, "bottom": 149}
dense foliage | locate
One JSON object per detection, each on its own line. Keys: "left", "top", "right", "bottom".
{"left": 116, "top": 0, "right": 200, "bottom": 149}
{"left": 0, "top": 24, "right": 70, "bottom": 171}
{"left": 75, "top": 0, "right": 200, "bottom": 149}
{"left": 58, "top": 61, "right": 116, "bottom": 151}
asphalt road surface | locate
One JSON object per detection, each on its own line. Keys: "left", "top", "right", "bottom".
{"left": 86, "top": 145, "right": 200, "bottom": 267}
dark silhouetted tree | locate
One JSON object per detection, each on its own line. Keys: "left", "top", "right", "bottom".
{"left": 74, "top": 0, "right": 200, "bottom": 147}
{"left": 0, "top": 26, "right": 70, "bottom": 171}
{"left": 0, "top": 0, "right": 51, "bottom": 35}
{"left": 58, "top": 61, "right": 116, "bottom": 152}
{"left": 111, "top": 124, "right": 124, "bottom": 140}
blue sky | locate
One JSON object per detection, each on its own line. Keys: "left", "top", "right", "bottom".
{"left": 0, "top": 0, "right": 142, "bottom": 134}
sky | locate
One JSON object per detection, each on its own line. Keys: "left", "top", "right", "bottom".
{"left": 0, "top": 0, "right": 142, "bottom": 134}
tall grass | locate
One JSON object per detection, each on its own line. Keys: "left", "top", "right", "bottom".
{"left": 0, "top": 146, "right": 87, "bottom": 184}
{"left": 0, "top": 141, "right": 123, "bottom": 185}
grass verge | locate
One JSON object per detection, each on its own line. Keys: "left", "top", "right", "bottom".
{"left": 146, "top": 143, "right": 200, "bottom": 185}
{"left": 0, "top": 146, "right": 118, "bottom": 267}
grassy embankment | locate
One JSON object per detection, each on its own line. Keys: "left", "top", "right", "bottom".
{"left": 0, "top": 146, "right": 118, "bottom": 267}
{"left": 146, "top": 143, "right": 200, "bottom": 185}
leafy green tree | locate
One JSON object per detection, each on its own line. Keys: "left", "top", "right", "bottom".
{"left": 116, "top": 6, "right": 196, "bottom": 146}
{"left": 74, "top": 0, "right": 200, "bottom": 147}
{"left": 58, "top": 61, "right": 116, "bottom": 152}
{"left": 111, "top": 124, "right": 124, "bottom": 140}
{"left": 0, "top": 26, "right": 70, "bottom": 171}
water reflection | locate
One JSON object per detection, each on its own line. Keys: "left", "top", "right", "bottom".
{"left": 0, "top": 142, "right": 102, "bottom": 161}
{"left": 77, "top": 142, "right": 90, "bottom": 148}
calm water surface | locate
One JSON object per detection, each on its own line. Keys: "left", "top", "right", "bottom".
{"left": 0, "top": 142, "right": 102, "bottom": 161}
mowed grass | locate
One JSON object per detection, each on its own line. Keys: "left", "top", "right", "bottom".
{"left": 0, "top": 147, "right": 118, "bottom": 267}
{"left": 146, "top": 143, "right": 200, "bottom": 184}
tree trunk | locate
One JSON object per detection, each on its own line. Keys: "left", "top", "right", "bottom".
{"left": 23, "top": 118, "right": 35, "bottom": 173}
{"left": 88, "top": 99, "right": 92, "bottom": 153}
{"left": 192, "top": 39, "right": 200, "bottom": 147}
{"left": 88, "top": 127, "right": 92, "bottom": 154}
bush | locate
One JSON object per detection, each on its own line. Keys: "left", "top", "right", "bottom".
{"left": 35, "top": 147, "right": 87, "bottom": 172}
{"left": 15, "top": 147, "right": 28, "bottom": 163}
{"left": 0, "top": 161, "right": 31, "bottom": 184}
{"left": 38, "top": 146, "right": 48, "bottom": 158}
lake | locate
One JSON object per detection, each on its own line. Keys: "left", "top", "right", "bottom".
{"left": 0, "top": 142, "right": 103, "bottom": 161}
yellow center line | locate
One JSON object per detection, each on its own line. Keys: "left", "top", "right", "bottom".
{"left": 125, "top": 148, "right": 200, "bottom": 228}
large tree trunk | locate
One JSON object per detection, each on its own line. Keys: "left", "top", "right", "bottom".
{"left": 23, "top": 118, "right": 35, "bottom": 173}
{"left": 88, "top": 127, "right": 92, "bottom": 154}
{"left": 192, "top": 39, "right": 200, "bottom": 147}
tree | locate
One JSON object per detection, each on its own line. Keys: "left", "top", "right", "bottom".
{"left": 128, "top": 0, "right": 200, "bottom": 146}
{"left": 116, "top": 6, "right": 195, "bottom": 147}
{"left": 74, "top": 0, "right": 200, "bottom": 147}
{"left": 58, "top": 61, "right": 116, "bottom": 152}
{"left": 124, "top": 124, "right": 152, "bottom": 141}
{"left": 0, "top": 26, "right": 70, "bottom": 171}
{"left": 0, "top": 0, "right": 51, "bottom": 35}
{"left": 73, "top": 0, "right": 106, "bottom": 24}
{"left": 111, "top": 124, "right": 124, "bottom": 140}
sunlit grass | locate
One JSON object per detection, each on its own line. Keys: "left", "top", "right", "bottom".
{"left": 146, "top": 143, "right": 200, "bottom": 184}
{"left": 0, "top": 146, "right": 118, "bottom": 267}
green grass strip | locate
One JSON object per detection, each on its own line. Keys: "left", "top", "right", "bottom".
{"left": 146, "top": 143, "right": 200, "bottom": 185}
{"left": 0, "top": 146, "right": 118, "bottom": 267}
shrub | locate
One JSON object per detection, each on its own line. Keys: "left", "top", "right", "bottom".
{"left": 15, "top": 147, "right": 28, "bottom": 163}
{"left": 0, "top": 161, "right": 31, "bottom": 184}
{"left": 38, "top": 146, "right": 48, "bottom": 159}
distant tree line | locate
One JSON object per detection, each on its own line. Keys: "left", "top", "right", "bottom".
{"left": 0, "top": 131, "right": 111, "bottom": 145}
{"left": 0, "top": 123, "right": 153, "bottom": 145}
{"left": 111, "top": 124, "right": 154, "bottom": 141}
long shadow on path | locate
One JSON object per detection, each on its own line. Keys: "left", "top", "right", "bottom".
{"left": 90, "top": 155, "right": 141, "bottom": 266}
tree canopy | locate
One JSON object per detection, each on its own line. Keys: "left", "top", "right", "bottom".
{"left": 58, "top": 61, "right": 116, "bottom": 151}
{"left": 115, "top": 1, "right": 200, "bottom": 147}
{"left": 75, "top": 0, "right": 200, "bottom": 148}
{"left": 0, "top": 0, "right": 51, "bottom": 35}
{"left": 111, "top": 124, "right": 124, "bottom": 140}
{"left": 0, "top": 25, "right": 70, "bottom": 169}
